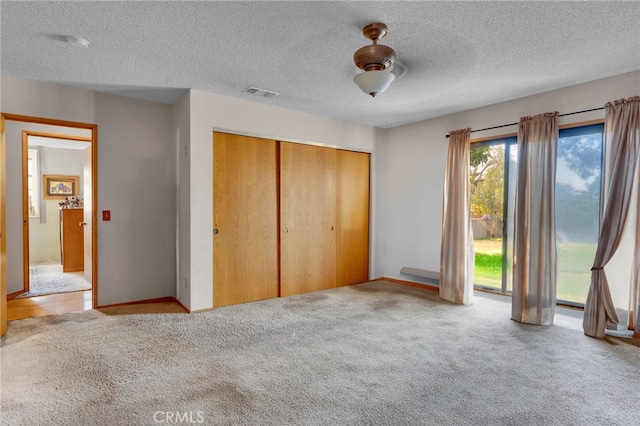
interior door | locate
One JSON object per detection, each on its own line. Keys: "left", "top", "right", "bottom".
{"left": 83, "top": 146, "right": 92, "bottom": 284}
{"left": 213, "top": 133, "right": 278, "bottom": 307}
{"left": 336, "top": 150, "right": 370, "bottom": 286}
{"left": 280, "top": 142, "right": 336, "bottom": 297}
{"left": 21, "top": 132, "right": 29, "bottom": 292}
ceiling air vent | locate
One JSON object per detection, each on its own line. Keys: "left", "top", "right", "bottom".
{"left": 244, "top": 87, "right": 280, "bottom": 99}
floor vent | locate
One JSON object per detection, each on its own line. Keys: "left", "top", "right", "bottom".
{"left": 244, "top": 87, "right": 280, "bottom": 99}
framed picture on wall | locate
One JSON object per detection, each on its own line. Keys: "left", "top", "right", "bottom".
{"left": 43, "top": 175, "right": 79, "bottom": 199}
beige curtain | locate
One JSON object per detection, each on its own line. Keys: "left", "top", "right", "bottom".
{"left": 584, "top": 96, "right": 640, "bottom": 338}
{"left": 632, "top": 199, "right": 640, "bottom": 334}
{"left": 440, "top": 128, "right": 474, "bottom": 305}
{"left": 512, "top": 112, "right": 558, "bottom": 325}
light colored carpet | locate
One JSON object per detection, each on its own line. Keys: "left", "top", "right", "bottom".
{"left": 17, "top": 263, "right": 91, "bottom": 298}
{"left": 1, "top": 281, "right": 639, "bottom": 425}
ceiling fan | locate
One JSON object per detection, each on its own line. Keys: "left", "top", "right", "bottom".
{"left": 353, "top": 22, "right": 397, "bottom": 97}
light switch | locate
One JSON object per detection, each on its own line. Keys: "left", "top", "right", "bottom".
{"left": 102, "top": 210, "right": 111, "bottom": 221}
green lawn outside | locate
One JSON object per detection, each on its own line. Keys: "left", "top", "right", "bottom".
{"left": 473, "top": 239, "right": 595, "bottom": 304}
{"left": 474, "top": 252, "right": 503, "bottom": 288}
{"left": 556, "top": 243, "right": 596, "bottom": 303}
{"left": 474, "top": 239, "right": 503, "bottom": 289}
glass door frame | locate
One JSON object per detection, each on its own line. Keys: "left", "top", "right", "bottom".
{"left": 470, "top": 135, "right": 517, "bottom": 295}
{"left": 470, "top": 121, "right": 605, "bottom": 304}
{"left": 554, "top": 122, "right": 604, "bottom": 307}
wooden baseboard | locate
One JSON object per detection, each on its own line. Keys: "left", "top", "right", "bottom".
{"left": 97, "top": 296, "right": 188, "bottom": 312}
{"left": 7, "top": 290, "right": 27, "bottom": 300}
{"left": 175, "top": 298, "right": 191, "bottom": 313}
{"left": 377, "top": 277, "right": 439, "bottom": 292}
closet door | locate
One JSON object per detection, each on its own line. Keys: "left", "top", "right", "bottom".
{"left": 280, "top": 142, "right": 336, "bottom": 296}
{"left": 213, "top": 133, "right": 278, "bottom": 307}
{"left": 336, "top": 150, "right": 370, "bottom": 286}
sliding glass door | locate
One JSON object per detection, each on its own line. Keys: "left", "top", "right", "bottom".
{"left": 555, "top": 124, "right": 604, "bottom": 304}
{"left": 469, "top": 124, "right": 604, "bottom": 305}
{"left": 470, "top": 137, "right": 516, "bottom": 293}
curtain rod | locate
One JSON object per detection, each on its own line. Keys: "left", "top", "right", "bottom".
{"left": 445, "top": 106, "right": 604, "bottom": 138}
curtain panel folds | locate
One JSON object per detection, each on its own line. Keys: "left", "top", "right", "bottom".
{"left": 512, "top": 112, "right": 559, "bottom": 325}
{"left": 583, "top": 96, "right": 640, "bottom": 338}
{"left": 632, "top": 201, "right": 640, "bottom": 334}
{"left": 440, "top": 128, "right": 474, "bottom": 305}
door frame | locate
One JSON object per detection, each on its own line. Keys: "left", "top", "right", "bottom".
{"left": 20, "top": 130, "right": 92, "bottom": 296}
{"left": 0, "top": 113, "right": 99, "bottom": 310}
{"left": 1, "top": 115, "right": 7, "bottom": 336}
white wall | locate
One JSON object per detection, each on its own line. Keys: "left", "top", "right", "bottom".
{"left": 29, "top": 200, "right": 63, "bottom": 264}
{"left": 172, "top": 91, "right": 191, "bottom": 309}
{"left": 29, "top": 146, "right": 86, "bottom": 264}
{"left": 2, "top": 77, "right": 176, "bottom": 305}
{"left": 375, "top": 71, "right": 640, "bottom": 288}
{"left": 187, "top": 89, "right": 381, "bottom": 311}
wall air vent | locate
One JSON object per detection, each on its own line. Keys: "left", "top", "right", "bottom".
{"left": 244, "top": 87, "right": 280, "bottom": 99}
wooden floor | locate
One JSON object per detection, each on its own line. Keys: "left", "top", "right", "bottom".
{"left": 7, "top": 290, "right": 186, "bottom": 322}
{"left": 7, "top": 290, "right": 93, "bottom": 321}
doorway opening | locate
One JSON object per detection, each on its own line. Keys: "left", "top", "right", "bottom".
{"left": 18, "top": 132, "right": 92, "bottom": 299}
{"left": 1, "top": 114, "right": 98, "bottom": 313}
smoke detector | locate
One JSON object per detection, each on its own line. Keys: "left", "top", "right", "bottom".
{"left": 66, "top": 35, "right": 89, "bottom": 49}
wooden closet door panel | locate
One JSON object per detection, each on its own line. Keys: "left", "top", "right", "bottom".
{"left": 336, "top": 150, "right": 370, "bottom": 286}
{"left": 213, "top": 133, "right": 278, "bottom": 307}
{"left": 280, "top": 142, "right": 336, "bottom": 297}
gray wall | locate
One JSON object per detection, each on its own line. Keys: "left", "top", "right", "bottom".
{"left": 2, "top": 77, "right": 176, "bottom": 306}
{"left": 94, "top": 93, "right": 176, "bottom": 305}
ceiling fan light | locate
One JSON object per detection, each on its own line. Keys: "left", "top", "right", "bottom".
{"left": 353, "top": 23, "right": 398, "bottom": 97}
{"left": 354, "top": 70, "right": 396, "bottom": 97}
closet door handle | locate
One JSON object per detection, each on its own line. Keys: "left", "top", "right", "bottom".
{"left": 330, "top": 226, "right": 334, "bottom": 231}
{"left": 283, "top": 227, "right": 288, "bottom": 233}
{"left": 213, "top": 228, "right": 219, "bottom": 235}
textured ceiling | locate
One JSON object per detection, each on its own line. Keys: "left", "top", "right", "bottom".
{"left": 1, "top": 1, "right": 639, "bottom": 128}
